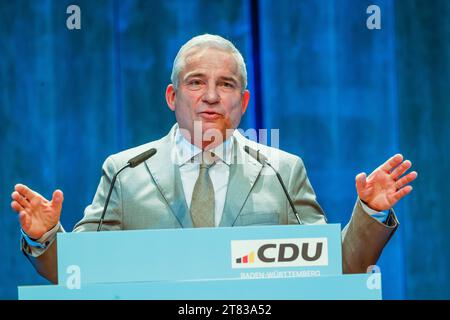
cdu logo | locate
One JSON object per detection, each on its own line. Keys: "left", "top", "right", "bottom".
{"left": 231, "top": 238, "right": 328, "bottom": 269}
{"left": 235, "top": 251, "right": 255, "bottom": 264}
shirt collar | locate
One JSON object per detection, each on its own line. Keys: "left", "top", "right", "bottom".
{"left": 174, "top": 124, "right": 234, "bottom": 166}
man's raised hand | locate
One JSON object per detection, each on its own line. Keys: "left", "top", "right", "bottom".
{"left": 355, "top": 154, "right": 418, "bottom": 212}
{"left": 11, "top": 184, "right": 63, "bottom": 240}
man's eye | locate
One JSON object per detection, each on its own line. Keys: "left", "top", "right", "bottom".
{"left": 221, "top": 82, "right": 234, "bottom": 88}
{"left": 189, "top": 80, "right": 202, "bottom": 86}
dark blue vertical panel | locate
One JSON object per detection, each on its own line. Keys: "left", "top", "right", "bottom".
{"left": 250, "top": 0, "right": 264, "bottom": 131}
{"left": 0, "top": 1, "right": 57, "bottom": 297}
{"left": 113, "top": 0, "right": 125, "bottom": 150}
{"left": 395, "top": 0, "right": 450, "bottom": 299}
{"left": 0, "top": 0, "right": 116, "bottom": 298}
{"left": 259, "top": 0, "right": 404, "bottom": 298}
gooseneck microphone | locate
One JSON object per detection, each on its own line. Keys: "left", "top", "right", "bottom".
{"left": 97, "top": 148, "right": 157, "bottom": 231}
{"left": 244, "top": 146, "right": 303, "bottom": 225}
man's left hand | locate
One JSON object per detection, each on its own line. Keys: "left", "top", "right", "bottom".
{"left": 355, "top": 154, "right": 418, "bottom": 212}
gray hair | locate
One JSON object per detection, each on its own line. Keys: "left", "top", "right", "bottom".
{"left": 170, "top": 34, "right": 248, "bottom": 92}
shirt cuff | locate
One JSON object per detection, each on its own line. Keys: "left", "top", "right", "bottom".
{"left": 21, "top": 222, "right": 60, "bottom": 252}
{"left": 359, "top": 199, "right": 389, "bottom": 223}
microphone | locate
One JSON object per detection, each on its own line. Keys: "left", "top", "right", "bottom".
{"left": 97, "top": 148, "right": 157, "bottom": 231}
{"left": 128, "top": 148, "right": 157, "bottom": 168}
{"left": 244, "top": 146, "right": 303, "bottom": 225}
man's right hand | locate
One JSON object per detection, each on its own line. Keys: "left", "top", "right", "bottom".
{"left": 11, "top": 184, "right": 63, "bottom": 240}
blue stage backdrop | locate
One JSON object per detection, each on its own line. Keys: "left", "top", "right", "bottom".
{"left": 1, "top": 0, "right": 449, "bottom": 299}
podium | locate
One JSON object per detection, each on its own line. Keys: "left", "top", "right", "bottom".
{"left": 18, "top": 224, "right": 382, "bottom": 299}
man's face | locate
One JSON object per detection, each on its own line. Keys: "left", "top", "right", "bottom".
{"left": 166, "top": 47, "right": 250, "bottom": 148}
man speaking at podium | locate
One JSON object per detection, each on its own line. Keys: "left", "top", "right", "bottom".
{"left": 10, "top": 34, "right": 417, "bottom": 284}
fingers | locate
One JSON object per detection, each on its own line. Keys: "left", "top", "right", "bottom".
{"left": 11, "top": 201, "right": 24, "bottom": 213}
{"left": 390, "top": 160, "right": 412, "bottom": 180}
{"left": 51, "top": 190, "right": 64, "bottom": 212}
{"left": 392, "top": 185, "right": 413, "bottom": 202}
{"left": 14, "top": 184, "right": 39, "bottom": 202}
{"left": 381, "top": 154, "right": 403, "bottom": 173}
{"left": 19, "top": 211, "right": 30, "bottom": 230}
{"left": 11, "top": 191, "right": 30, "bottom": 209}
{"left": 355, "top": 172, "right": 367, "bottom": 191}
{"left": 395, "top": 171, "right": 418, "bottom": 189}
{"left": 355, "top": 172, "right": 373, "bottom": 200}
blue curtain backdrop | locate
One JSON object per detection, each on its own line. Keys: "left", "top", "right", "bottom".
{"left": 1, "top": 0, "right": 449, "bottom": 299}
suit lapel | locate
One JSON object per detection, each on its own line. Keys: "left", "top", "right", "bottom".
{"left": 219, "top": 137, "right": 263, "bottom": 227}
{"left": 144, "top": 125, "right": 192, "bottom": 228}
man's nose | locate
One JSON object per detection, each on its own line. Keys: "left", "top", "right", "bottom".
{"left": 202, "top": 84, "right": 220, "bottom": 104}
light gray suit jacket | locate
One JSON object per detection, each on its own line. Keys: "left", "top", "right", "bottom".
{"left": 22, "top": 124, "right": 399, "bottom": 283}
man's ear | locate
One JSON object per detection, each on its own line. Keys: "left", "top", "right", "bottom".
{"left": 166, "top": 84, "right": 176, "bottom": 111}
{"left": 241, "top": 90, "right": 250, "bottom": 114}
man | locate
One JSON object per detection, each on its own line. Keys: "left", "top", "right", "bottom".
{"left": 11, "top": 34, "right": 417, "bottom": 284}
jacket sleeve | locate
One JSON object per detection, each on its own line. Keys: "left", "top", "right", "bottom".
{"left": 342, "top": 199, "right": 399, "bottom": 273}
